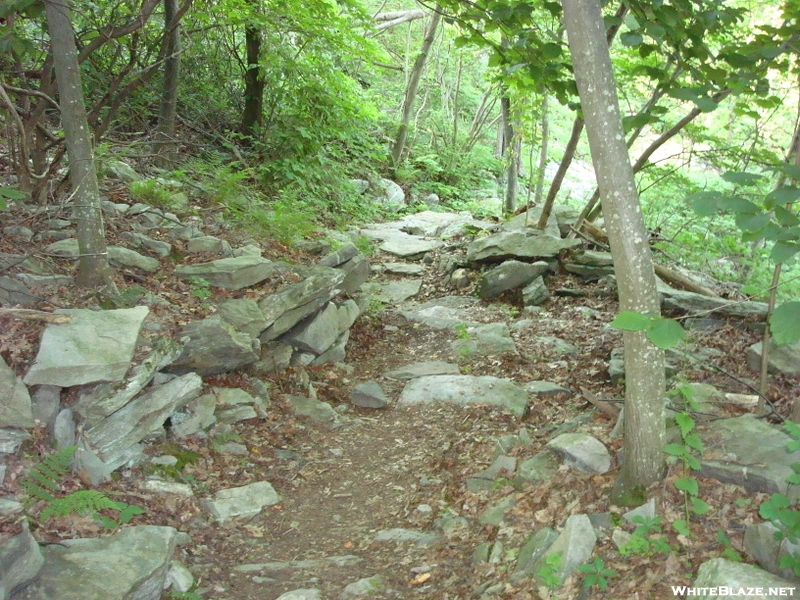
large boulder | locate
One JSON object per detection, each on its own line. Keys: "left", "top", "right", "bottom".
{"left": 661, "top": 289, "right": 768, "bottom": 320}
{"left": 174, "top": 256, "right": 276, "bottom": 290}
{"left": 0, "top": 356, "right": 34, "bottom": 428}
{"left": 169, "top": 315, "right": 259, "bottom": 375}
{"left": 747, "top": 339, "right": 800, "bottom": 376}
{"left": 24, "top": 307, "right": 149, "bottom": 387}
{"left": 476, "top": 260, "right": 549, "bottom": 299}
{"left": 398, "top": 375, "right": 529, "bottom": 416}
{"left": 467, "top": 231, "right": 580, "bottom": 263}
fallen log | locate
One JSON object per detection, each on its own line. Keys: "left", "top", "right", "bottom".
{"left": 0, "top": 308, "right": 72, "bottom": 324}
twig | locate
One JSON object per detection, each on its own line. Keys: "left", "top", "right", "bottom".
{"left": 0, "top": 308, "right": 72, "bottom": 324}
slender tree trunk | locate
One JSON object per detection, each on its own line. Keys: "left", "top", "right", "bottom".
{"left": 154, "top": 0, "right": 181, "bottom": 167}
{"left": 562, "top": 0, "right": 666, "bottom": 502}
{"left": 534, "top": 93, "right": 549, "bottom": 207}
{"left": 391, "top": 9, "right": 441, "bottom": 169}
{"left": 45, "top": 0, "right": 115, "bottom": 290}
{"left": 241, "top": 23, "right": 264, "bottom": 138}
{"left": 500, "top": 94, "right": 518, "bottom": 214}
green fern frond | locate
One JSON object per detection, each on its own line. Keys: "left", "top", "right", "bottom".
{"left": 21, "top": 446, "right": 78, "bottom": 506}
{"left": 40, "top": 490, "right": 123, "bottom": 521}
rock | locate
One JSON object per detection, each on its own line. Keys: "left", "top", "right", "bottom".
{"left": 546, "top": 433, "right": 611, "bottom": 474}
{"left": 334, "top": 254, "right": 370, "bottom": 295}
{"left": 400, "top": 304, "right": 479, "bottom": 330}
{"left": 174, "top": 256, "right": 276, "bottom": 290}
{"left": 0, "top": 524, "right": 43, "bottom": 598}
{"left": 217, "top": 298, "right": 267, "bottom": 339}
{"left": 449, "top": 268, "right": 471, "bottom": 289}
{"left": 275, "top": 590, "right": 321, "bottom": 600}
{"left": 205, "top": 481, "right": 280, "bottom": 522}
{"left": 374, "top": 179, "right": 406, "bottom": 212}
{"left": 15, "top": 273, "right": 73, "bottom": 288}
{"left": 258, "top": 267, "right": 345, "bottom": 341}
{"left": 385, "top": 361, "right": 460, "bottom": 380}
{"left": 119, "top": 231, "right": 172, "bottom": 258}
{"left": 0, "top": 276, "right": 37, "bottom": 306}
{"left": 524, "top": 381, "right": 571, "bottom": 397}
{"left": 171, "top": 394, "right": 217, "bottom": 438}
{"left": 747, "top": 339, "right": 800, "bottom": 376}
{"left": 53, "top": 409, "right": 76, "bottom": 449}
{"left": 501, "top": 207, "right": 561, "bottom": 237}
{"left": 398, "top": 375, "right": 529, "bottom": 416}
{"left": 141, "top": 479, "right": 194, "bottom": 496}
{"left": 368, "top": 279, "right": 423, "bottom": 304}
{"left": 379, "top": 262, "right": 426, "bottom": 276}
{"left": 744, "top": 521, "right": 800, "bottom": 581}
{"left": 379, "top": 232, "right": 441, "bottom": 258}
{"left": 84, "top": 373, "right": 202, "bottom": 463}
{"left": 467, "top": 455, "right": 517, "bottom": 492}
{"left": 288, "top": 396, "right": 337, "bottom": 422}
{"left": 319, "top": 243, "right": 360, "bottom": 268}
{"left": 516, "top": 452, "right": 559, "bottom": 483}
{"left": 532, "top": 335, "right": 579, "bottom": 355}
{"left": 249, "top": 341, "right": 294, "bottom": 374}
{"left": 450, "top": 322, "right": 518, "bottom": 358}
{"left": 472, "top": 542, "right": 491, "bottom": 566}
{"left": 479, "top": 496, "right": 515, "bottom": 526}
{"left": 214, "top": 387, "right": 256, "bottom": 406}
{"left": 3, "top": 225, "right": 34, "bottom": 241}
{"left": 107, "top": 247, "right": 160, "bottom": 272}
{"left": 216, "top": 405, "right": 257, "bottom": 424}
{"left": 530, "top": 514, "right": 597, "bottom": 587}
{"left": 467, "top": 231, "right": 581, "bottom": 263}
{"left": 512, "top": 528, "right": 560, "bottom": 581}
{"left": 477, "top": 260, "right": 549, "bottom": 299}
{"left": 522, "top": 276, "right": 549, "bottom": 306}
{"left": 351, "top": 381, "right": 389, "bottom": 408}
{"left": 233, "top": 244, "right": 262, "bottom": 257}
{"left": 165, "top": 560, "right": 194, "bottom": 593}
{"left": 187, "top": 235, "right": 231, "bottom": 255}
{"left": 311, "top": 330, "right": 351, "bottom": 365}
{"left": 0, "top": 356, "right": 33, "bottom": 428}
{"left": 662, "top": 289, "right": 768, "bottom": 320}
{"left": 283, "top": 302, "right": 343, "bottom": 355}
{"left": 622, "top": 499, "right": 656, "bottom": 524}
{"left": 24, "top": 307, "right": 149, "bottom": 387}
{"left": 373, "top": 528, "right": 438, "bottom": 545}
{"left": 693, "top": 557, "right": 795, "bottom": 599}
{"left": 14, "top": 525, "right": 177, "bottom": 600}
{"left": 234, "top": 555, "right": 362, "bottom": 574}
{"left": 0, "top": 429, "right": 30, "bottom": 454}
{"left": 340, "top": 574, "right": 386, "bottom": 598}
{"left": 699, "top": 415, "right": 800, "bottom": 498}
{"left": 104, "top": 159, "right": 141, "bottom": 182}
{"left": 169, "top": 315, "right": 259, "bottom": 375}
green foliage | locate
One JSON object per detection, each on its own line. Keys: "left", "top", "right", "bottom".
{"left": 610, "top": 312, "right": 686, "bottom": 349}
{"left": 186, "top": 276, "right": 212, "bottom": 301}
{"left": 21, "top": 446, "right": 77, "bottom": 505}
{"left": 578, "top": 557, "right": 618, "bottom": 590}
{"left": 537, "top": 552, "right": 562, "bottom": 589}
{"left": 716, "top": 529, "right": 743, "bottom": 562}
{"left": 164, "top": 592, "right": 203, "bottom": 600}
{"left": 0, "top": 186, "right": 27, "bottom": 209}
{"left": 620, "top": 516, "right": 673, "bottom": 557}
{"left": 210, "top": 432, "right": 242, "bottom": 452}
{"left": 666, "top": 386, "right": 708, "bottom": 521}
{"left": 130, "top": 179, "right": 184, "bottom": 211}
{"left": 454, "top": 323, "right": 472, "bottom": 340}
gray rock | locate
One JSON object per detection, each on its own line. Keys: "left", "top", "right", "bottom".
{"left": 258, "top": 267, "right": 345, "bottom": 341}
{"left": 502, "top": 207, "right": 561, "bottom": 237}
{"left": 400, "top": 304, "right": 479, "bottom": 330}
{"left": 233, "top": 244, "right": 262, "bottom": 257}
{"left": 169, "top": 315, "right": 259, "bottom": 375}
{"left": 745, "top": 521, "right": 800, "bottom": 581}
{"left": 216, "top": 405, "right": 258, "bottom": 424}
{"left": 472, "top": 542, "right": 491, "bottom": 566}
{"left": 14, "top": 525, "right": 176, "bottom": 600}
{"left": 694, "top": 557, "right": 795, "bottom": 599}
{"left": 249, "top": 341, "right": 294, "bottom": 374}
{"left": 104, "top": 159, "right": 141, "bottom": 182}
{"left": 15, "top": 273, "right": 73, "bottom": 288}
{"left": 0, "top": 524, "right": 43, "bottom": 598}
{"left": 141, "top": 480, "right": 194, "bottom": 496}
{"left": 165, "top": 560, "right": 194, "bottom": 593}
{"left": 385, "top": 361, "right": 460, "bottom": 380}
{"left": 276, "top": 590, "right": 321, "bottom": 600}
{"left": 467, "top": 455, "right": 517, "bottom": 492}
{"left": 0, "top": 276, "right": 37, "bottom": 306}
{"left": 699, "top": 415, "right": 800, "bottom": 498}
{"left": 24, "top": 306, "right": 149, "bottom": 387}
{"left": 524, "top": 381, "right": 571, "bottom": 397}
{"left": 449, "top": 268, "right": 471, "bottom": 289}
{"left": 467, "top": 231, "right": 581, "bottom": 263}
{"left": 337, "top": 254, "right": 371, "bottom": 295}
{"left": 107, "top": 247, "right": 160, "bottom": 272}
{"left": 530, "top": 514, "right": 597, "bottom": 587}
{"left": 319, "top": 243, "right": 360, "bottom": 267}
{"left": 477, "top": 260, "right": 549, "bottom": 299}
{"left": 516, "top": 452, "right": 559, "bottom": 483}
{"left": 119, "top": 232, "right": 172, "bottom": 258}
{"left": 217, "top": 298, "right": 267, "bottom": 339}
{"left": 84, "top": 373, "right": 202, "bottom": 462}
{"left": 479, "top": 496, "right": 515, "bottom": 525}
{"left": 379, "top": 262, "right": 426, "bottom": 276}
{"left": 340, "top": 574, "right": 386, "bottom": 598}
{"left": 0, "top": 356, "right": 33, "bottom": 428}
{"left": 0, "top": 429, "right": 30, "bottom": 454}
{"left": 662, "top": 289, "right": 768, "bottom": 320}
{"left": 31, "top": 385, "right": 60, "bottom": 427}
{"left": 53, "top": 409, "right": 76, "bottom": 449}
{"left": 234, "top": 555, "right": 362, "bottom": 574}
{"left": 170, "top": 394, "right": 217, "bottom": 438}
{"left": 0, "top": 498, "right": 21, "bottom": 516}
{"left": 563, "top": 262, "right": 615, "bottom": 281}
{"left": 311, "top": 330, "right": 351, "bottom": 365}
{"left": 512, "top": 528, "right": 559, "bottom": 581}
{"left": 379, "top": 232, "right": 441, "bottom": 258}
{"left": 547, "top": 433, "right": 611, "bottom": 474}
{"left": 216, "top": 442, "right": 248, "bottom": 455}
{"left": 288, "top": 396, "right": 337, "bottom": 422}
{"left": 214, "top": 387, "right": 256, "bottom": 406}
{"left": 375, "top": 179, "right": 406, "bottom": 212}
{"left": 398, "top": 375, "right": 529, "bottom": 416}
{"left": 351, "top": 381, "right": 389, "bottom": 409}
{"left": 622, "top": 499, "right": 656, "bottom": 524}
{"left": 187, "top": 235, "right": 231, "bottom": 255}
{"left": 205, "top": 481, "right": 280, "bottom": 522}
{"left": 374, "top": 279, "right": 423, "bottom": 304}
{"left": 532, "top": 335, "right": 579, "bottom": 355}
{"left": 283, "top": 302, "right": 343, "bottom": 355}
{"left": 373, "top": 528, "right": 438, "bottom": 545}
{"left": 174, "top": 256, "right": 276, "bottom": 290}
{"left": 747, "top": 339, "right": 800, "bottom": 376}
{"left": 522, "top": 276, "right": 549, "bottom": 306}
{"left": 450, "top": 322, "right": 518, "bottom": 358}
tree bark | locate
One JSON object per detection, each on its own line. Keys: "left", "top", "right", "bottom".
{"left": 500, "top": 94, "right": 519, "bottom": 214}
{"left": 533, "top": 94, "right": 549, "bottom": 208}
{"left": 241, "top": 22, "right": 265, "bottom": 138}
{"left": 154, "top": 0, "right": 182, "bottom": 167}
{"left": 562, "top": 0, "right": 666, "bottom": 502}
{"left": 390, "top": 9, "right": 441, "bottom": 170}
{"left": 45, "top": 0, "right": 115, "bottom": 290}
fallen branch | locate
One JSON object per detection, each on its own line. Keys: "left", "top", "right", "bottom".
{"left": 0, "top": 308, "right": 72, "bottom": 324}
{"left": 580, "top": 387, "right": 620, "bottom": 419}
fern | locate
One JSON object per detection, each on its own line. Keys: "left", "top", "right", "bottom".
{"left": 40, "top": 490, "right": 124, "bottom": 520}
{"left": 21, "top": 446, "right": 77, "bottom": 505}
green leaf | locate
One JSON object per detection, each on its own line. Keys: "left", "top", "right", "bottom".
{"left": 620, "top": 32, "right": 643, "bottom": 47}
{"left": 689, "top": 191, "right": 721, "bottom": 216}
{"left": 774, "top": 206, "right": 800, "bottom": 227}
{"left": 610, "top": 311, "right": 652, "bottom": 331}
{"left": 766, "top": 187, "right": 800, "bottom": 207}
{"left": 674, "top": 412, "right": 695, "bottom": 437}
{"left": 646, "top": 317, "right": 686, "bottom": 349}
{"left": 778, "top": 164, "right": 800, "bottom": 181}
{"left": 0, "top": 187, "right": 27, "bottom": 200}
{"left": 771, "top": 242, "right": 800, "bottom": 264}
{"left": 664, "top": 443, "right": 687, "bottom": 457}
{"left": 541, "top": 42, "right": 562, "bottom": 58}
{"left": 740, "top": 284, "right": 760, "bottom": 295}
{"left": 760, "top": 493, "right": 790, "bottom": 521}
{"left": 721, "top": 171, "right": 764, "bottom": 186}
{"left": 770, "top": 302, "right": 800, "bottom": 345}
{"left": 735, "top": 212, "right": 772, "bottom": 232}
{"left": 686, "top": 455, "right": 701, "bottom": 471}
{"left": 718, "top": 197, "right": 760, "bottom": 214}
{"left": 673, "top": 519, "right": 691, "bottom": 536}
{"left": 675, "top": 477, "right": 699, "bottom": 495}
{"left": 691, "top": 497, "right": 711, "bottom": 515}
{"left": 683, "top": 433, "right": 705, "bottom": 453}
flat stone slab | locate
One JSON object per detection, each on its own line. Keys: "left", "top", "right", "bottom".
{"left": 466, "top": 231, "right": 581, "bottom": 262}
{"left": 373, "top": 528, "right": 438, "bottom": 545}
{"left": 662, "top": 289, "right": 768, "bottom": 320}
{"left": 379, "top": 233, "right": 441, "bottom": 258}
{"left": 174, "top": 256, "right": 276, "bottom": 290}
{"left": 233, "top": 555, "right": 363, "bottom": 573}
{"left": 205, "top": 481, "right": 280, "bottom": 522}
{"left": 694, "top": 558, "right": 795, "bottom": 598}
{"left": 398, "top": 375, "right": 529, "bottom": 416}
{"left": 24, "top": 306, "right": 149, "bottom": 387}
{"left": 374, "top": 279, "right": 423, "bottom": 304}
{"left": 378, "top": 262, "right": 426, "bottom": 275}
{"left": 0, "top": 356, "right": 33, "bottom": 428}
{"left": 385, "top": 361, "right": 460, "bottom": 380}
{"left": 450, "top": 322, "right": 518, "bottom": 357}
{"left": 546, "top": 433, "right": 611, "bottom": 474}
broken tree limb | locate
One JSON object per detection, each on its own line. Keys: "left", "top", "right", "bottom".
{"left": 0, "top": 308, "right": 72, "bottom": 324}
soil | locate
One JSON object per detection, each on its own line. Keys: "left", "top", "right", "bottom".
{"left": 2, "top": 199, "right": 800, "bottom": 600}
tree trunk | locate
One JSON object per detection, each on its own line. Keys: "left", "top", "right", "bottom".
{"left": 533, "top": 94, "right": 549, "bottom": 207}
{"left": 154, "top": 0, "right": 181, "bottom": 167}
{"left": 45, "top": 0, "right": 115, "bottom": 290}
{"left": 241, "top": 22, "right": 264, "bottom": 138}
{"left": 390, "top": 9, "right": 441, "bottom": 170}
{"left": 562, "top": 0, "right": 666, "bottom": 503}
{"left": 500, "top": 94, "right": 519, "bottom": 214}
{"left": 537, "top": 117, "right": 582, "bottom": 229}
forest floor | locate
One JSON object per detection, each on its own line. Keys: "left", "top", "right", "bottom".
{"left": 2, "top": 197, "right": 800, "bottom": 600}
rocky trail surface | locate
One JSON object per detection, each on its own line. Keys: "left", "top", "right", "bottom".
{"left": 2, "top": 196, "right": 800, "bottom": 600}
